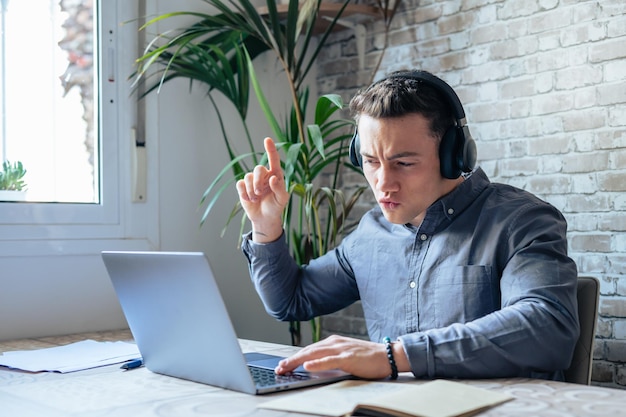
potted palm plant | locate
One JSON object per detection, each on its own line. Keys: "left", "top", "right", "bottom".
{"left": 132, "top": 0, "right": 399, "bottom": 344}
{"left": 0, "top": 160, "right": 27, "bottom": 201}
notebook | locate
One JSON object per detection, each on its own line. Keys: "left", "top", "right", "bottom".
{"left": 101, "top": 250, "right": 351, "bottom": 395}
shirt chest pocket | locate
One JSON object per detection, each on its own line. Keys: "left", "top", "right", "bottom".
{"left": 425, "top": 265, "right": 499, "bottom": 328}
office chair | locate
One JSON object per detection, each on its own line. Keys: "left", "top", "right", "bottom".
{"left": 564, "top": 276, "right": 600, "bottom": 385}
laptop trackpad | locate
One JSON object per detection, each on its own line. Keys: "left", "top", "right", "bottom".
{"left": 244, "top": 353, "right": 307, "bottom": 373}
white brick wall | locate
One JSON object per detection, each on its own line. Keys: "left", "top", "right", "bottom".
{"left": 316, "top": 0, "right": 626, "bottom": 388}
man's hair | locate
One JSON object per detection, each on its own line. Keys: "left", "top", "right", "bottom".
{"left": 349, "top": 71, "right": 455, "bottom": 141}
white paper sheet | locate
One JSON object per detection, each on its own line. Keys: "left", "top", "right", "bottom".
{"left": 0, "top": 339, "right": 140, "bottom": 373}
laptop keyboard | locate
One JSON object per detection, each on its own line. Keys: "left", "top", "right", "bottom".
{"left": 249, "top": 365, "right": 311, "bottom": 387}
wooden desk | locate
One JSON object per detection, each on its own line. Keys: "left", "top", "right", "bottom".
{"left": 2, "top": 330, "right": 625, "bottom": 416}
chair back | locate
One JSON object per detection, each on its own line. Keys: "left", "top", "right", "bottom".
{"left": 564, "top": 276, "right": 599, "bottom": 385}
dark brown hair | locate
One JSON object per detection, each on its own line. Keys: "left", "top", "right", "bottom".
{"left": 349, "top": 71, "right": 455, "bottom": 141}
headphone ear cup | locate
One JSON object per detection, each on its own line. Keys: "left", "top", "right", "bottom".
{"left": 461, "top": 133, "right": 477, "bottom": 173}
{"left": 440, "top": 126, "right": 477, "bottom": 179}
{"left": 349, "top": 130, "right": 361, "bottom": 167}
{"left": 439, "top": 127, "right": 461, "bottom": 179}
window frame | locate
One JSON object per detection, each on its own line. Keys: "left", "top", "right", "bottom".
{"left": 0, "top": 1, "right": 157, "bottom": 257}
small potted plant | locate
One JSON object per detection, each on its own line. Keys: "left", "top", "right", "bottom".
{"left": 0, "top": 160, "right": 28, "bottom": 201}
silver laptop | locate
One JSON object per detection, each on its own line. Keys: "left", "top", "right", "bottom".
{"left": 101, "top": 251, "right": 351, "bottom": 395}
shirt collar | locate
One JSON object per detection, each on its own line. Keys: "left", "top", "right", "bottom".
{"left": 420, "top": 167, "right": 490, "bottom": 234}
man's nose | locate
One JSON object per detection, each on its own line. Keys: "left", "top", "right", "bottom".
{"left": 376, "top": 166, "right": 398, "bottom": 193}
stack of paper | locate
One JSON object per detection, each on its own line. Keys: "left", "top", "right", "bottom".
{"left": 0, "top": 340, "right": 140, "bottom": 373}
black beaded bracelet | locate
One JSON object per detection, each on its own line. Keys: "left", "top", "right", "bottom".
{"left": 383, "top": 336, "right": 398, "bottom": 380}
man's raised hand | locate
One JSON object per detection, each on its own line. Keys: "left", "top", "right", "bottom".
{"left": 236, "top": 137, "right": 290, "bottom": 243}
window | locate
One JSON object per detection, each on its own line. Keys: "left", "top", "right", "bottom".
{"left": 0, "top": 0, "right": 98, "bottom": 203}
{"left": 0, "top": 0, "right": 155, "bottom": 255}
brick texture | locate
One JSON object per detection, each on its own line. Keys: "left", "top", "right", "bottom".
{"left": 315, "top": 0, "right": 626, "bottom": 388}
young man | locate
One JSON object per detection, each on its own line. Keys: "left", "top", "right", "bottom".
{"left": 236, "top": 70, "right": 579, "bottom": 381}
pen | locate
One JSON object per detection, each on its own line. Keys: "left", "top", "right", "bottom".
{"left": 120, "top": 358, "right": 143, "bottom": 370}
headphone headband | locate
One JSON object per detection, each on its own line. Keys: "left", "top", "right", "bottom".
{"left": 389, "top": 70, "right": 467, "bottom": 124}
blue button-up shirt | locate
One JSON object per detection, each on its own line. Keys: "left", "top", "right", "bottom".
{"left": 242, "top": 168, "right": 579, "bottom": 380}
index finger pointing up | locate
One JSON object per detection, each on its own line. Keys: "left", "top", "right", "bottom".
{"left": 264, "top": 137, "right": 282, "bottom": 174}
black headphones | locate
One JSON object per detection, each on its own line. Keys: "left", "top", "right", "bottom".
{"left": 348, "top": 71, "right": 477, "bottom": 179}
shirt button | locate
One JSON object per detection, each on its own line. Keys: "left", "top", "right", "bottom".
{"left": 420, "top": 234, "right": 428, "bottom": 241}
{"left": 448, "top": 208, "right": 454, "bottom": 215}
{"left": 409, "top": 281, "right": 416, "bottom": 289}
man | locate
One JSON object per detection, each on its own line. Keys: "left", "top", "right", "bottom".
{"left": 236, "top": 70, "right": 579, "bottom": 381}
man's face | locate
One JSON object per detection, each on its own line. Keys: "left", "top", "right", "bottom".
{"left": 358, "top": 114, "right": 462, "bottom": 227}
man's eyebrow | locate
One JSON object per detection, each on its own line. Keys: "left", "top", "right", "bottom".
{"left": 361, "top": 151, "right": 420, "bottom": 160}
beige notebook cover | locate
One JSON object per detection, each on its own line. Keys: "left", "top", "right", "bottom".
{"left": 258, "top": 379, "right": 513, "bottom": 417}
